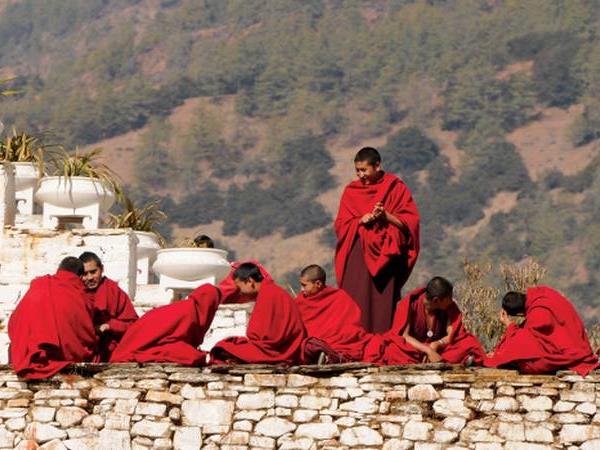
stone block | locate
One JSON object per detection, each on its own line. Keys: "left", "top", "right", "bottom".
{"left": 403, "top": 420, "right": 432, "bottom": 441}
{"left": 56, "top": 407, "right": 88, "bottom": 428}
{"left": 433, "top": 399, "right": 474, "bottom": 419}
{"left": 295, "top": 423, "right": 339, "bottom": 440}
{"left": 382, "top": 439, "right": 414, "bottom": 450}
{"left": 89, "top": 387, "right": 140, "bottom": 400}
{"left": 381, "top": 422, "right": 402, "bottom": 437}
{"left": 496, "top": 422, "right": 524, "bottom": 441}
{"left": 244, "top": 374, "right": 287, "bottom": 387}
{"left": 339, "top": 397, "right": 378, "bottom": 414}
{"left": 292, "top": 409, "right": 318, "bottom": 423}
{"left": 135, "top": 402, "right": 167, "bottom": 416}
{"left": 299, "top": 395, "right": 330, "bottom": 410}
{"left": 518, "top": 395, "right": 553, "bottom": 411}
{"left": 145, "top": 390, "right": 182, "bottom": 405}
{"left": 25, "top": 422, "right": 67, "bottom": 443}
{"left": 181, "top": 399, "right": 234, "bottom": 426}
{"left": 236, "top": 391, "right": 275, "bottom": 410}
{"left": 287, "top": 374, "right": 318, "bottom": 387}
{"left": 131, "top": 419, "right": 171, "bottom": 438}
{"left": 408, "top": 384, "right": 440, "bottom": 401}
{"left": 32, "top": 407, "right": 56, "bottom": 422}
{"left": 340, "top": 426, "right": 383, "bottom": 446}
{"left": 525, "top": 424, "right": 553, "bottom": 443}
{"left": 97, "top": 429, "right": 131, "bottom": 450}
{"left": 255, "top": 417, "right": 296, "bottom": 438}
{"left": 0, "top": 427, "right": 14, "bottom": 448}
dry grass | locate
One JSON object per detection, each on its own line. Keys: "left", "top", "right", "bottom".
{"left": 456, "top": 257, "right": 547, "bottom": 350}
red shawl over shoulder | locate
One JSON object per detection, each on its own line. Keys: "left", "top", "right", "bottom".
{"left": 8, "top": 271, "right": 97, "bottom": 379}
{"left": 334, "top": 172, "right": 419, "bottom": 283}
{"left": 294, "top": 286, "right": 385, "bottom": 362}
{"left": 485, "top": 286, "right": 599, "bottom": 376}
{"left": 383, "top": 287, "right": 485, "bottom": 365}
{"left": 88, "top": 277, "right": 138, "bottom": 361}
{"left": 218, "top": 260, "right": 273, "bottom": 304}
{"left": 211, "top": 281, "right": 305, "bottom": 365}
{"left": 110, "top": 284, "right": 221, "bottom": 365}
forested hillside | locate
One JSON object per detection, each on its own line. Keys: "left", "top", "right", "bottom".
{"left": 2, "top": 0, "right": 600, "bottom": 319}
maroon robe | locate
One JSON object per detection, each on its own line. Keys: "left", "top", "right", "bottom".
{"left": 110, "top": 284, "right": 220, "bottom": 365}
{"left": 210, "top": 281, "right": 306, "bottom": 365}
{"left": 334, "top": 172, "right": 420, "bottom": 332}
{"left": 8, "top": 271, "right": 98, "bottom": 379}
{"left": 218, "top": 260, "right": 273, "bottom": 304}
{"left": 485, "top": 286, "right": 599, "bottom": 376}
{"left": 87, "top": 277, "right": 138, "bottom": 361}
{"left": 294, "top": 286, "right": 385, "bottom": 363}
{"left": 382, "top": 287, "right": 486, "bottom": 365}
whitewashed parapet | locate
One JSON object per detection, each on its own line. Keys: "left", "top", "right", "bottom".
{"left": 0, "top": 365, "right": 598, "bottom": 449}
{"left": 0, "top": 162, "right": 15, "bottom": 230}
{"left": 0, "top": 228, "right": 137, "bottom": 298}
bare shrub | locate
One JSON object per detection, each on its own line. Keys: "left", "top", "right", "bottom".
{"left": 500, "top": 257, "right": 547, "bottom": 292}
{"left": 455, "top": 260, "right": 501, "bottom": 351}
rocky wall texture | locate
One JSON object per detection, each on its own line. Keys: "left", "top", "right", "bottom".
{"left": 0, "top": 364, "right": 599, "bottom": 450}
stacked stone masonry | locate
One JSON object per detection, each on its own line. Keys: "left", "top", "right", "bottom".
{"left": 0, "top": 364, "right": 599, "bottom": 449}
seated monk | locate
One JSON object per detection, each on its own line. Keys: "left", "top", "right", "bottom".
{"left": 8, "top": 257, "right": 98, "bottom": 379}
{"left": 382, "top": 277, "right": 485, "bottom": 365}
{"left": 193, "top": 234, "right": 273, "bottom": 304}
{"left": 110, "top": 284, "right": 221, "bottom": 365}
{"left": 484, "top": 287, "right": 599, "bottom": 375}
{"left": 79, "top": 252, "right": 139, "bottom": 361}
{"left": 295, "top": 264, "right": 386, "bottom": 363}
{"left": 210, "top": 263, "right": 305, "bottom": 365}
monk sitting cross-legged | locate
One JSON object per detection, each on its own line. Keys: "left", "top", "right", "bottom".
{"left": 79, "top": 252, "right": 139, "bottom": 362}
{"left": 484, "top": 287, "right": 599, "bottom": 375}
{"left": 8, "top": 257, "right": 98, "bottom": 379}
{"left": 382, "top": 277, "right": 486, "bottom": 365}
{"left": 110, "top": 284, "right": 221, "bottom": 365}
{"left": 295, "top": 264, "right": 386, "bottom": 363}
{"left": 210, "top": 263, "right": 306, "bottom": 365}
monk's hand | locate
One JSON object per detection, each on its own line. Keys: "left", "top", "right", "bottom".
{"left": 426, "top": 349, "right": 442, "bottom": 363}
{"left": 98, "top": 323, "right": 110, "bottom": 334}
{"left": 499, "top": 309, "right": 514, "bottom": 327}
{"left": 372, "top": 202, "right": 385, "bottom": 220}
{"left": 360, "top": 213, "right": 375, "bottom": 225}
{"left": 429, "top": 340, "right": 442, "bottom": 352}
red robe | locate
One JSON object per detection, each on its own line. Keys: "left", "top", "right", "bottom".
{"left": 88, "top": 277, "right": 138, "bottom": 362}
{"left": 294, "top": 286, "right": 385, "bottom": 363}
{"left": 484, "top": 286, "right": 599, "bottom": 376}
{"left": 334, "top": 172, "right": 420, "bottom": 283}
{"left": 210, "top": 281, "right": 306, "bottom": 365}
{"left": 218, "top": 260, "right": 273, "bottom": 304}
{"left": 110, "top": 284, "right": 221, "bottom": 365}
{"left": 382, "top": 287, "right": 486, "bottom": 365}
{"left": 8, "top": 271, "right": 98, "bottom": 379}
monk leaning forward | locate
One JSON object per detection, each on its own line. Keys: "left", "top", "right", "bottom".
{"left": 210, "top": 263, "right": 306, "bottom": 365}
{"left": 485, "top": 286, "right": 599, "bottom": 375}
{"left": 110, "top": 284, "right": 221, "bottom": 365}
{"left": 8, "top": 257, "right": 98, "bottom": 379}
{"left": 335, "top": 147, "right": 419, "bottom": 332}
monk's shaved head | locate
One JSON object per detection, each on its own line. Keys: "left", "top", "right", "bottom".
{"left": 425, "top": 276, "right": 453, "bottom": 300}
{"left": 300, "top": 264, "right": 326, "bottom": 284}
{"left": 502, "top": 291, "right": 526, "bottom": 316}
{"left": 354, "top": 147, "right": 381, "bottom": 166}
{"left": 58, "top": 257, "right": 84, "bottom": 276}
{"left": 233, "top": 263, "right": 264, "bottom": 282}
{"left": 194, "top": 234, "right": 214, "bottom": 248}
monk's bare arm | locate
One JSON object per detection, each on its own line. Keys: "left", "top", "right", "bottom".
{"left": 402, "top": 326, "right": 438, "bottom": 356}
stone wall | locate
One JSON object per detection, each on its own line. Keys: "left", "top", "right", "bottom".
{"left": 1, "top": 364, "right": 599, "bottom": 450}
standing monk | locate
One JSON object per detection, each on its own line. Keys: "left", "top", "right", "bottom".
{"left": 210, "top": 263, "right": 306, "bottom": 365}
{"left": 8, "top": 257, "right": 98, "bottom": 379}
{"left": 79, "top": 252, "right": 139, "bottom": 361}
{"left": 335, "top": 147, "right": 420, "bottom": 332}
{"left": 382, "top": 277, "right": 486, "bottom": 365}
{"left": 485, "top": 287, "right": 599, "bottom": 375}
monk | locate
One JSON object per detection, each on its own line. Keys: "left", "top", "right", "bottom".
{"left": 192, "top": 234, "right": 273, "bottom": 304}
{"left": 484, "top": 287, "right": 599, "bottom": 375}
{"left": 334, "top": 147, "right": 420, "bottom": 332}
{"left": 295, "top": 264, "right": 385, "bottom": 363}
{"left": 110, "top": 284, "right": 221, "bottom": 365}
{"left": 210, "top": 263, "right": 306, "bottom": 365}
{"left": 382, "top": 277, "right": 486, "bottom": 365}
{"left": 79, "top": 252, "right": 139, "bottom": 361}
{"left": 8, "top": 257, "right": 98, "bottom": 379}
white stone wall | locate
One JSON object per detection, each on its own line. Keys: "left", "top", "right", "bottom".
{"left": 0, "top": 365, "right": 599, "bottom": 449}
{"left": 0, "top": 163, "right": 15, "bottom": 229}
